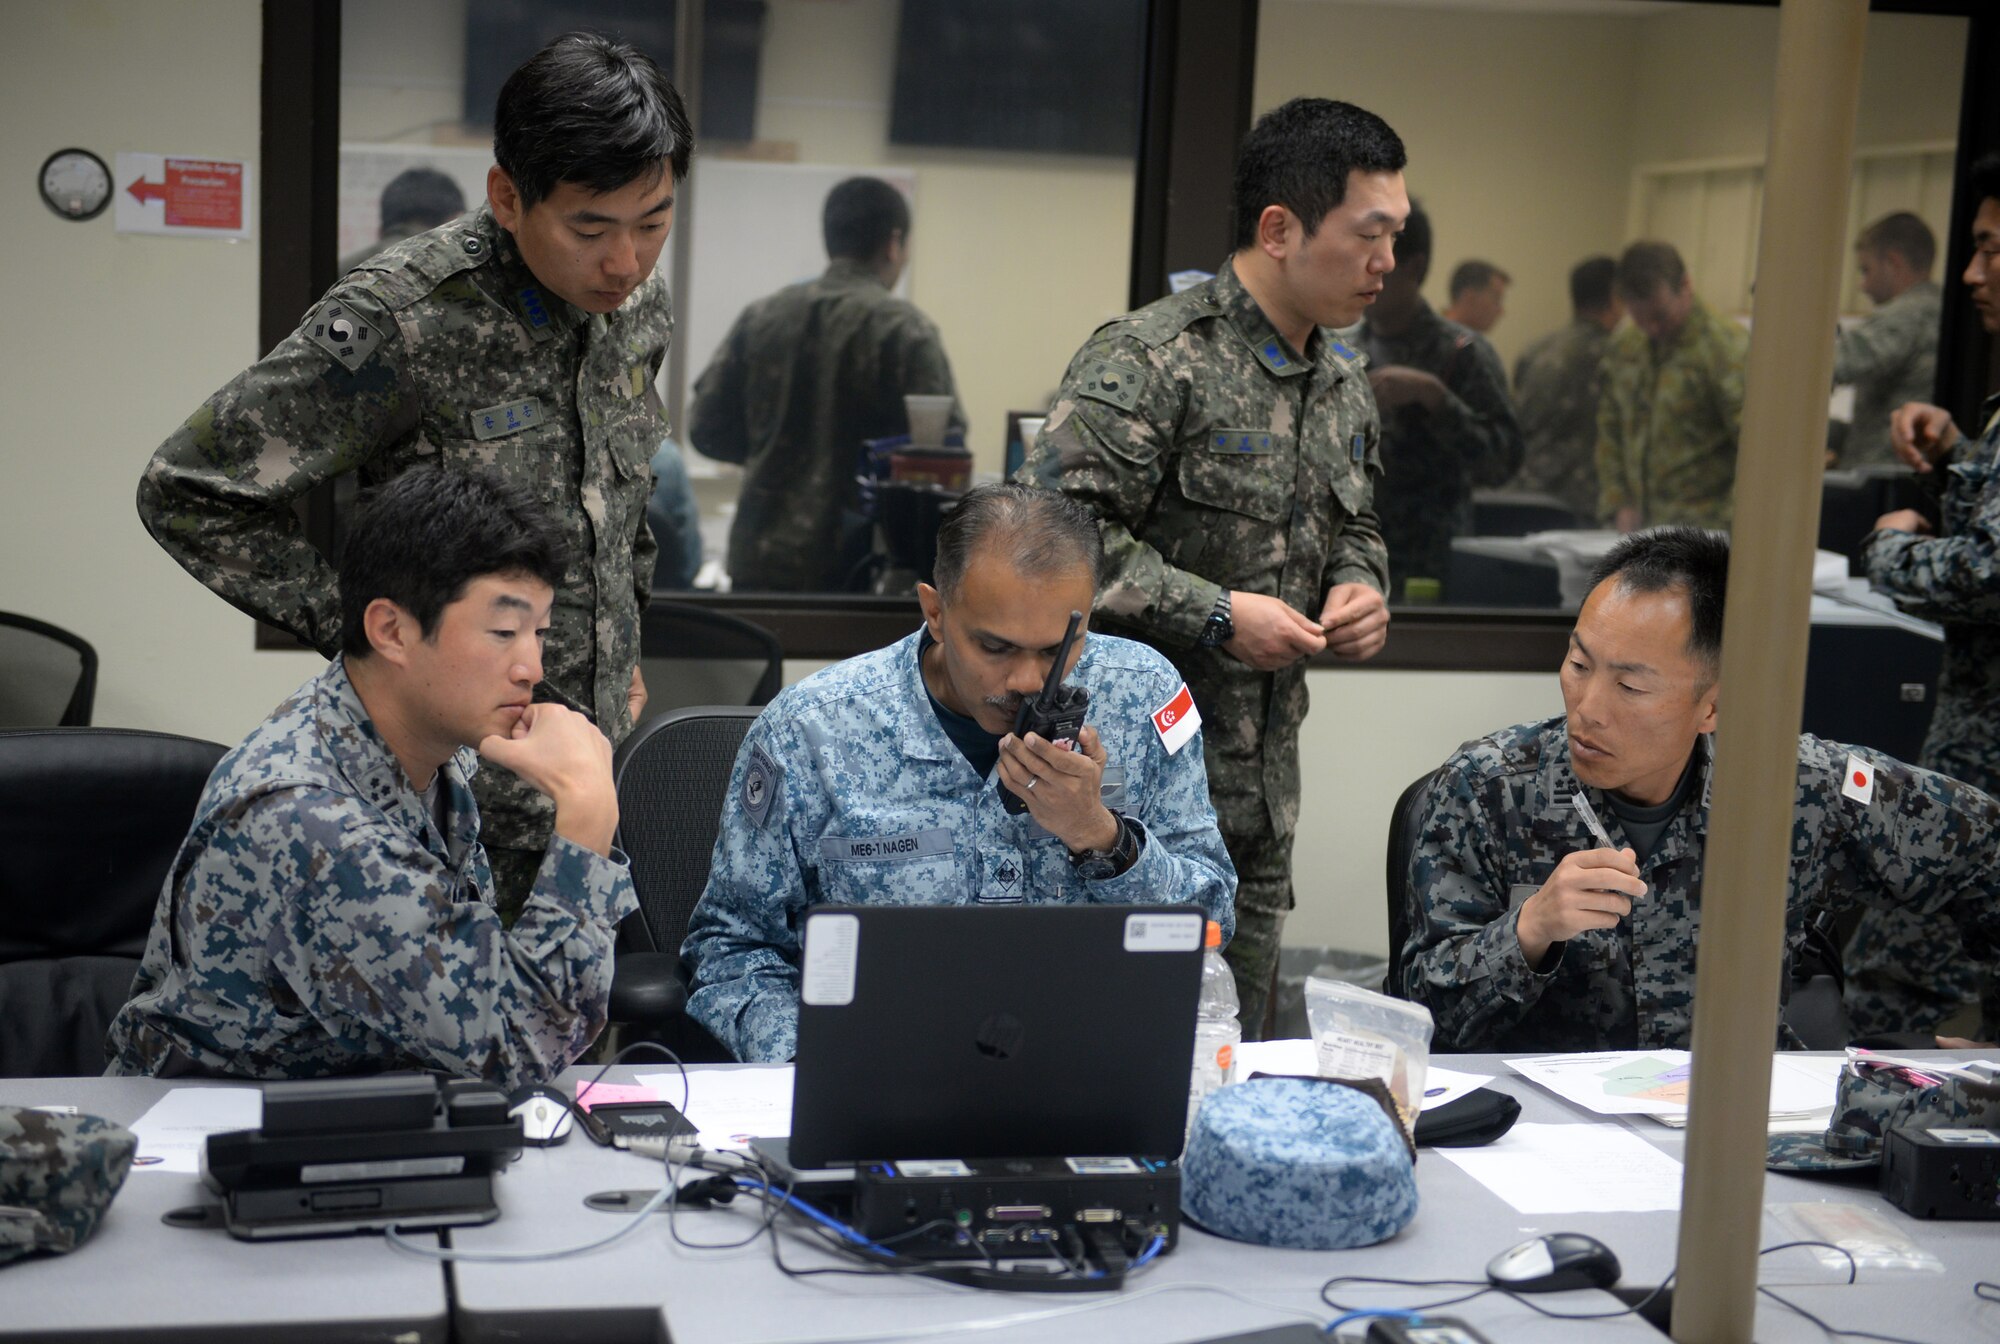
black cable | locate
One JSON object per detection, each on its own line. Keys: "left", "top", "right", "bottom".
{"left": 1976, "top": 1282, "right": 1999, "bottom": 1304}
{"left": 566, "top": 1039, "right": 693, "bottom": 1146}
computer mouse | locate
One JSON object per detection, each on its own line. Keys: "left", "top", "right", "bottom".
{"left": 1485, "top": 1232, "right": 1622, "bottom": 1293}
{"left": 508, "top": 1087, "right": 575, "bottom": 1145}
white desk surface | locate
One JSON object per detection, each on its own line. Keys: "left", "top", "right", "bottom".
{"left": 0, "top": 1075, "right": 449, "bottom": 1344}
{"left": 441, "top": 1054, "right": 2000, "bottom": 1344}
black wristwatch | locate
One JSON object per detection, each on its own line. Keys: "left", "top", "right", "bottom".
{"left": 1070, "top": 811, "right": 1144, "bottom": 880}
{"left": 1196, "top": 590, "right": 1234, "bottom": 649}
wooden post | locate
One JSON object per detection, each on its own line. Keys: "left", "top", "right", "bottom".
{"left": 1670, "top": 2, "right": 1867, "bottom": 1341}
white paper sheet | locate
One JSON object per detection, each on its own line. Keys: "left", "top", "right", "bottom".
{"left": 1434, "top": 1121, "right": 1686, "bottom": 1213}
{"left": 128, "top": 1087, "right": 263, "bottom": 1173}
{"left": 1228, "top": 1038, "right": 1493, "bottom": 1111}
{"left": 636, "top": 1067, "right": 793, "bottom": 1150}
{"left": 1506, "top": 1050, "right": 1843, "bottom": 1122}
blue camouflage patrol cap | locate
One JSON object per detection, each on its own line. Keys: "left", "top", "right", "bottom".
{"left": 1181, "top": 1076, "right": 1418, "bottom": 1249}
{"left": 1765, "top": 1059, "right": 2000, "bottom": 1173}
{"left": 0, "top": 1107, "right": 137, "bottom": 1265}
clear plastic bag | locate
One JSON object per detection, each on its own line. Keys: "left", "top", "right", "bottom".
{"left": 1303, "top": 976, "right": 1435, "bottom": 1127}
{"left": 1766, "top": 1202, "right": 1945, "bottom": 1275}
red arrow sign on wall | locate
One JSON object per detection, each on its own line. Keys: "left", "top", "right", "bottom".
{"left": 127, "top": 177, "right": 168, "bottom": 204}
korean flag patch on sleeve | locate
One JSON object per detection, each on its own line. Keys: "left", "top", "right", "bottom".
{"left": 1841, "top": 752, "right": 1875, "bottom": 805}
{"left": 1151, "top": 682, "right": 1201, "bottom": 755}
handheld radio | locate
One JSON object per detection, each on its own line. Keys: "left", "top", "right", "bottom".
{"left": 1000, "top": 609, "right": 1090, "bottom": 815}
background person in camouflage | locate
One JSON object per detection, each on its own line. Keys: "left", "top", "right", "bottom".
{"left": 1441, "top": 259, "right": 1511, "bottom": 336}
{"left": 690, "top": 176, "right": 961, "bottom": 592}
{"left": 1356, "top": 203, "right": 1524, "bottom": 597}
{"left": 1832, "top": 211, "right": 1942, "bottom": 467}
{"left": 1400, "top": 528, "right": 2000, "bottom": 1053}
{"left": 682, "top": 485, "right": 1235, "bottom": 1062}
{"left": 1022, "top": 98, "right": 1401, "bottom": 1037}
{"left": 1846, "top": 155, "right": 2000, "bottom": 1045}
{"left": 1506, "top": 256, "right": 1622, "bottom": 523}
{"left": 137, "top": 32, "right": 691, "bottom": 922}
{"left": 107, "top": 469, "right": 637, "bottom": 1090}
{"left": 1597, "top": 242, "right": 1748, "bottom": 531}
{"left": 337, "top": 166, "right": 467, "bottom": 276}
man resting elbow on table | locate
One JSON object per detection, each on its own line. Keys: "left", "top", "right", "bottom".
{"left": 105, "top": 467, "right": 637, "bottom": 1091}
{"left": 1399, "top": 526, "right": 2000, "bottom": 1054}
{"left": 681, "top": 484, "right": 1237, "bottom": 1062}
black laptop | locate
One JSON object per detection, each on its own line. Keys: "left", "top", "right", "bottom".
{"left": 778, "top": 904, "right": 1206, "bottom": 1170}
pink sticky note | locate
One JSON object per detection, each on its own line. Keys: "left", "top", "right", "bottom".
{"left": 573, "top": 1081, "right": 665, "bottom": 1113}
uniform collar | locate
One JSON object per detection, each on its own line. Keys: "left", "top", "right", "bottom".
{"left": 316, "top": 657, "right": 479, "bottom": 842}
{"left": 1215, "top": 257, "right": 1320, "bottom": 379}
{"left": 1536, "top": 720, "right": 1715, "bottom": 832}
{"left": 1654, "top": 296, "right": 1722, "bottom": 360}
{"left": 468, "top": 206, "right": 589, "bottom": 337}
{"left": 824, "top": 257, "right": 889, "bottom": 290}
{"left": 901, "top": 629, "right": 962, "bottom": 764}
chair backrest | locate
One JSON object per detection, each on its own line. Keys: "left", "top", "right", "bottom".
{"left": 0, "top": 613, "right": 98, "bottom": 728}
{"left": 612, "top": 707, "right": 762, "bottom": 960}
{"left": 0, "top": 727, "right": 228, "bottom": 1076}
{"left": 638, "top": 601, "right": 783, "bottom": 717}
{"left": 1382, "top": 769, "right": 1441, "bottom": 999}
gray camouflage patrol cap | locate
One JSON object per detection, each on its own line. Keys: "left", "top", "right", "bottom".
{"left": 1766, "top": 1059, "right": 2000, "bottom": 1173}
{"left": 0, "top": 1107, "right": 137, "bottom": 1265}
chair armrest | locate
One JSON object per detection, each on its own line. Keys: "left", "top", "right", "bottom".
{"left": 608, "top": 951, "right": 688, "bottom": 1026}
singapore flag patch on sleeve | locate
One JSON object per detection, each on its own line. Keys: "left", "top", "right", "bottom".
{"left": 1152, "top": 682, "right": 1201, "bottom": 755}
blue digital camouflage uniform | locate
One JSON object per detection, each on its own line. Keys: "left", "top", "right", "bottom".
{"left": 1848, "top": 395, "right": 2000, "bottom": 1040}
{"left": 1401, "top": 717, "right": 2000, "bottom": 1054}
{"left": 682, "top": 629, "right": 1236, "bottom": 1062}
{"left": 104, "top": 660, "right": 638, "bottom": 1092}
{"left": 138, "top": 205, "right": 669, "bottom": 912}
{"left": 1019, "top": 258, "right": 1387, "bottom": 1038}
{"left": 0, "top": 1109, "right": 135, "bottom": 1264}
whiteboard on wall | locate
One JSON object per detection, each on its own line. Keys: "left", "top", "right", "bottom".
{"left": 678, "top": 159, "right": 915, "bottom": 410}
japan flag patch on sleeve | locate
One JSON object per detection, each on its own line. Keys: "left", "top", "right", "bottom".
{"left": 1152, "top": 682, "right": 1201, "bottom": 755}
{"left": 1842, "top": 752, "right": 1875, "bottom": 805}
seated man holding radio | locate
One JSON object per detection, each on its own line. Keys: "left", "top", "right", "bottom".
{"left": 106, "top": 467, "right": 637, "bottom": 1090}
{"left": 682, "top": 483, "right": 1236, "bottom": 1061}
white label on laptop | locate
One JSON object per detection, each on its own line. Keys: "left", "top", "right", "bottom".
{"left": 801, "top": 912, "right": 860, "bottom": 1006}
{"left": 893, "top": 1158, "right": 974, "bottom": 1178}
{"left": 1927, "top": 1128, "right": 2000, "bottom": 1143}
{"left": 1066, "top": 1156, "right": 1142, "bottom": 1175}
{"left": 1123, "top": 911, "right": 1202, "bottom": 952}
{"left": 1316, "top": 1029, "right": 1399, "bottom": 1085}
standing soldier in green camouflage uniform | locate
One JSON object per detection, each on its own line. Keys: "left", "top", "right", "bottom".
{"left": 1596, "top": 242, "right": 1748, "bottom": 531}
{"left": 1022, "top": 99, "right": 1404, "bottom": 1036}
{"left": 690, "top": 177, "right": 961, "bottom": 592}
{"left": 1356, "top": 203, "right": 1524, "bottom": 598}
{"left": 1833, "top": 212, "right": 1942, "bottom": 467}
{"left": 1508, "top": 256, "right": 1622, "bottom": 523}
{"left": 1845, "top": 156, "right": 2000, "bottom": 1044}
{"left": 138, "top": 33, "right": 691, "bottom": 920}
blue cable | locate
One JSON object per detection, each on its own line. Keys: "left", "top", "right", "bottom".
{"left": 1131, "top": 1235, "right": 1167, "bottom": 1269}
{"left": 1326, "top": 1308, "right": 1421, "bottom": 1332}
{"left": 731, "top": 1177, "right": 894, "bottom": 1254}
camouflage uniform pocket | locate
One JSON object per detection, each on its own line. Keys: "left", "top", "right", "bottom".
{"left": 1178, "top": 435, "right": 1291, "bottom": 523}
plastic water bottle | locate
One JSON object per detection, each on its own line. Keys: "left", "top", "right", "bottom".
{"left": 1188, "top": 920, "right": 1241, "bottom": 1133}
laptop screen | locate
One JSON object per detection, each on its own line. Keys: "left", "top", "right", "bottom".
{"left": 788, "top": 904, "right": 1205, "bottom": 1168}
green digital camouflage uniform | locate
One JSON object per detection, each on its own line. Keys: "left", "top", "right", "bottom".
{"left": 1020, "top": 258, "right": 1388, "bottom": 1036}
{"left": 139, "top": 206, "right": 669, "bottom": 918}
{"left": 689, "top": 258, "right": 961, "bottom": 591}
{"left": 1833, "top": 280, "right": 1942, "bottom": 467}
{"left": 1403, "top": 719, "right": 2000, "bottom": 1053}
{"left": 1596, "top": 298, "right": 1748, "bottom": 529}
{"left": 1356, "top": 302, "right": 1523, "bottom": 596}
{"left": 1847, "top": 395, "right": 2000, "bottom": 1041}
{"left": 1509, "top": 318, "right": 1613, "bottom": 522}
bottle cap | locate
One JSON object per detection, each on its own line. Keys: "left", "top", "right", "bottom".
{"left": 1204, "top": 920, "right": 1222, "bottom": 949}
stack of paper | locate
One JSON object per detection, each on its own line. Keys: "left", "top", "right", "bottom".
{"left": 1505, "top": 1051, "right": 1845, "bottom": 1132}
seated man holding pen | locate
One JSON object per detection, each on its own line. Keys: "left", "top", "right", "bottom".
{"left": 682, "top": 484, "right": 1236, "bottom": 1062}
{"left": 1399, "top": 527, "right": 2000, "bottom": 1053}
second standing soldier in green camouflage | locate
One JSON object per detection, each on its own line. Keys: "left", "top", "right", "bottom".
{"left": 1356, "top": 203, "right": 1524, "bottom": 598}
{"left": 1508, "top": 256, "right": 1622, "bottom": 524}
{"left": 138, "top": 33, "right": 692, "bottom": 921}
{"left": 1023, "top": 98, "right": 1404, "bottom": 1036}
{"left": 1833, "top": 211, "right": 1942, "bottom": 467}
{"left": 1596, "top": 241, "right": 1748, "bottom": 531}
{"left": 1846, "top": 155, "right": 2000, "bottom": 1045}
{"left": 690, "top": 177, "right": 961, "bottom": 592}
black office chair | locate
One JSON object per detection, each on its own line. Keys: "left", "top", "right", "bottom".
{"left": 0, "top": 727, "right": 228, "bottom": 1076}
{"left": 1468, "top": 490, "right": 1581, "bottom": 538}
{"left": 637, "top": 601, "right": 782, "bottom": 720}
{"left": 1382, "top": 769, "right": 1441, "bottom": 1002}
{"left": 607, "top": 706, "right": 762, "bottom": 1062}
{"left": 0, "top": 612, "right": 98, "bottom": 728}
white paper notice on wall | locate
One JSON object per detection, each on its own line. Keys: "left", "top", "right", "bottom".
{"left": 801, "top": 912, "right": 860, "bottom": 1006}
{"left": 115, "top": 152, "right": 252, "bottom": 239}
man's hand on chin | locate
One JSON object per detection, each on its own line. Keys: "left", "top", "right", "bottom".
{"left": 480, "top": 703, "right": 619, "bottom": 857}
